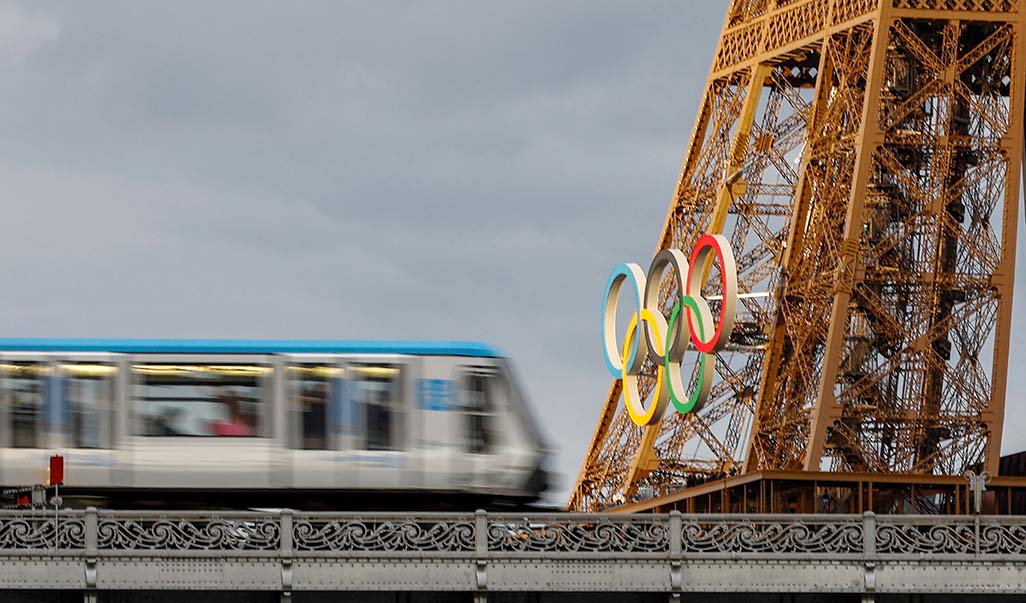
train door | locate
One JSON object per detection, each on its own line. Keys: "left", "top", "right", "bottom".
{"left": 283, "top": 355, "right": 342, "bottom": 490}
{"left": 128, "top": 354, "right": 275, "bottom": 490}
{"left": 341, "top": 355, "right": 414, "bottom": 491}
{"left": 0, "top": 353, "right": 54, "bottom": 487}
{"left": 456, "top": 365, "right": 504, "bottom": 490}
{"left": 56, "top": 353, "right": 121, "bottom": 488}
{"left": 415, "top": 357, "right": 460, "bottom": 493}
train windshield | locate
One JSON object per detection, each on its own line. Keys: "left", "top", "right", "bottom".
{"left": 461, "top": 369, "right": 507, "bottom": 455}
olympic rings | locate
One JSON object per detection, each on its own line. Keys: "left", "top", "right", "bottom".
{"left": 601, "top": 233, "right": 738, "bottom": 426}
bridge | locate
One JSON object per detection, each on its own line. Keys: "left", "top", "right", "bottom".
{"left": 3, "top": 509, "right": 1026, "bottom": 602}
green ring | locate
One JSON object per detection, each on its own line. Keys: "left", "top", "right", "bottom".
{"left": 665, "top": 297, "right": 708, "bottom": 414}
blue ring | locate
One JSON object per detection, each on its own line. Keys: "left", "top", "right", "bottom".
{"left": 601, "top": 263, "right": 644, "bottom": 377}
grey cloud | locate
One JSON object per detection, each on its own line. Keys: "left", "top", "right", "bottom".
{"left": 3, "top": 0, "right": 1023, "bottom": 504}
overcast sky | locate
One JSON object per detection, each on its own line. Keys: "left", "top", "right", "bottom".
{"left": 2, "top": 1, "right": 1026, "bottom": 504}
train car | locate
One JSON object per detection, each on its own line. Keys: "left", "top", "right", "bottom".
{"left": 0, "top": 338, "right": 549, "bottom": 509}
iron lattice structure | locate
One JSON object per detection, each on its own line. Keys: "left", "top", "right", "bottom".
{"left": 571, "top": 0, "right": 1025, "bottom": 512}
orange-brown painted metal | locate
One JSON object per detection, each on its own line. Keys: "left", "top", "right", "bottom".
{"left": 570, "top": 0, "right": 1025, "bottom": 512}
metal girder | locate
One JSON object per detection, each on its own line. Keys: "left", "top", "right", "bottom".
{"left": 571, "top": 0, "right": 1025, "bottom": 512}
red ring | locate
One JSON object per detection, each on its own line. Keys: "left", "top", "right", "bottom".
{"left": 685, "top": 234, "right": 727, "bottom": 354}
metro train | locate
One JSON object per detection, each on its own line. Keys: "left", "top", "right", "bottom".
{"left": 0, "top": 339, "right": 549, "bottom": 509}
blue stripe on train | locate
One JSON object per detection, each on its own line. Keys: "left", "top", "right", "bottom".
{"left": 0, "top": 338, "right": 500, "bottom": 358}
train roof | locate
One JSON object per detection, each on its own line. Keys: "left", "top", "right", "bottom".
{"left": 0, "top": 338, "right": 502, "bottom": 357}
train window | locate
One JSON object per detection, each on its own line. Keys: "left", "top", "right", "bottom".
{"left": 132, "top": 364, "right": 270, "bottom": 437}
{"left": 352, "top": 364, "right": 403, "bottom": 451}
{"left": 63, "top": 363, "right": 116, "bottom": 449}
{"left": 3, "top": 362, "right": 49, "bottom": 448}
{"left": 462, "top": 371, "right": 498, "bottom": 454}
{"left": 288, "top": 365, "right": 339, "bottom": 450}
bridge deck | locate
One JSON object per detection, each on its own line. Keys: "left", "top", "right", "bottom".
{"left": 1, "top": 509, "right": 1025, "bottom": 597}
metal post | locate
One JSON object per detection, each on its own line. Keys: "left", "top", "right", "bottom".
{"left": 863, "top": 511, "right": 876, "bottom": 600}
{"left": 474, "top": 509, "right": 488, "bottom": 603}
{"left": 84, "top": 507, "right": 97, "bottom": 602}
{"left": 669, "top": 510, "right": 683, "bottom": 601}
{"left": 863, "top": 511, "right": 876, "bottom": 557}
{"left": 280, "top": 509, "right": 293, "bottom": 556}
{"left": 669, "top": 510, "right": 682, "bottom": 556}
{"left": 53, "top": 483, "right": 59, "bottom": 550}
{"left": 85, "top": 507, "right": 97, "bottom": 555}
{"left": 280, "top": 510, "right": 293, "bottom": 602}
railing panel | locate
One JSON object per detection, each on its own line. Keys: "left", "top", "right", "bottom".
{"left": 873, "top": 516, "right": 1026, "bottom": 556}
{"left": 978, "top": 520, "right": 1026, "bottom": 555}
{"left": 293, "top": 514, "right": 476, "bottom": 553}
{"left": 681, "top": 514, "right": 864, "bottom": 554}
{"left": 0, "top": 511, "right": 85, "bottom": 550}
{"left": 487, "top": 514, "right": 669, "bottom": 553}
{"left": 96, "top": 512, "right": 280, "bottom": 551}
{"left": 875, "top": 517, "right": 976, "bottom": 555}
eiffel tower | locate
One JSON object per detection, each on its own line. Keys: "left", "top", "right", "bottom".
{"left": 571, "top": 0, "right": 1025, "bottom": 513}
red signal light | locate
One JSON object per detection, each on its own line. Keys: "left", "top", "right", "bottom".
{"left": 49, "top": 455, "right": 64, "bottom": 486}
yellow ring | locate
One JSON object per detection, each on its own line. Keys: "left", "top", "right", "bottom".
{"left": 621, "top": 309, "right": 667, "bottom": 426}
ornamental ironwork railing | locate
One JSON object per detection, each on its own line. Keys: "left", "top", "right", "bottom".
{"left": 2, "top": 509, "right": 1026, "bottom": 559}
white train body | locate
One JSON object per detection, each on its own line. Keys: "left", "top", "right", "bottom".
{"left": 0, "top": 339, "right": 548, "bottom": 508}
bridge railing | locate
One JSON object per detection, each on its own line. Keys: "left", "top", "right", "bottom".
{"left": 2, "top": 509, "right": 1026, "bottom": 560}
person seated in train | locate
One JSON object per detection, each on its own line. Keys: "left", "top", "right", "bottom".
{"left": 210, "top": 392, "right": 255, "bottom": 437}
